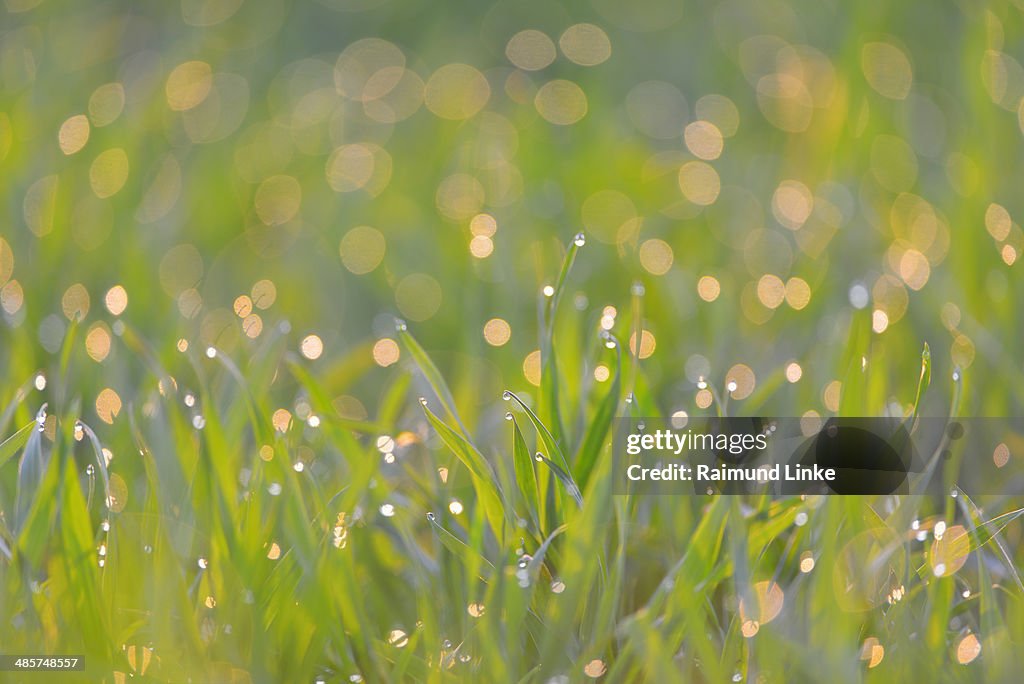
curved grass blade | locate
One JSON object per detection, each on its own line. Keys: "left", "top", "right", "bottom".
{"left": 911, "top": 342, "right": 931, "bottom": 430}
{"left": 510, "top": 416, "right": 541, "bottom": 532}
{"left": 534, "top": 452, "right": 582, "bottom": 509}
{"left": 426, "top": 512, "right": 494, "bottom": 580}
{"left": 573, "top": 335, "right": 621, "bottom": 490}
{"left": 503, "top": 390, "right": 569, "bottom": 474}
{"left": 421, "top": 400, "right": 509, "bottom": 537}
{"left": 76, "top": 420, "right": 111, "bottom": 511}
{"left": 539, "top": 233, "right": 584, "bottom": 445}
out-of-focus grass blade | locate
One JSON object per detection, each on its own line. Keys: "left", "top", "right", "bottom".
{"left": 534, "top": 452, "right": 582, "bottom": 509}
{"left": 398, "top": 326, "right": 467, "bottom": 436}
{"left": 837, "top": 310, "right": 869, "bottom": 415}
{"left": 14, "top": 406, "right": 48, "bottom": 533}
{"left": 15, "top": 413, "right": 62, "bottom": 567}
{"left": 0, "top": 420, "right": 33, "bottom": 468}
{"left": 911, "top": 342, "right": 931, "bottom": 428}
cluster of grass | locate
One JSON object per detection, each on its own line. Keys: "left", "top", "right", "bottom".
{"left": 3, "top": 0, "right": 1024, "bottom": 681}
{"left": 0, "top": 236, "right": 1021, "bottom": 683}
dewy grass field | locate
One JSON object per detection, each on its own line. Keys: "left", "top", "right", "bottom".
{"left": 1, "top": 0, "right": 1023, "bottom": 681}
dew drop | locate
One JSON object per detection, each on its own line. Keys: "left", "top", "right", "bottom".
{"left": 794, "top": 511, "right": 808, "bottom": 527}
{"left": 395, "top": 319, "right": 407, "bottom": 332}
{"left": 502, "top": 390, "right": 512, "bottom": 401}
{"left": 205, "top": 347, "right": 217, "bottom": 359}
{"left": 307, "top": 415, "right": 320, "bottom": 428}
{"left": 697, "top": 377, "right": 708, "bottom": 390}
{"left": 732, "top": 673, "right": 742, "bottom": 682}
{"left": 550, "top": 579, "right": 566, "bottom": 593}
{"left": 952, "top": 369, "right": 961, "bottom": 381}
{"left": 349, "top": 675, "right": 363, "bottom": 683}
{"left": 198, "top": 557, "right": 208, "bottom": 570}
{"left": 934, "top": 520, "right": 947, "bottom": 539}
{"left": 933, "top": 563, "right": 946, "bottom": 577}
{"left": 379, "top": 503, "right": 396, "bottom": 517}
{"left": 268, "top": 482, "right": 282, "bottom": 496}
{"left": 950, "top": 487, "right": 958, "bottom": 498}
{"left": 184, "top": 393, "right": 196, "bottom": 407}
{"left": 86, "top": 464, "right": 95, "bottom": 476}
{"left": 426, "top": 512, "right": 435, "bottom": 521}
{"left": 293, "top": 461, "right": 305, "bottom": 472}
{"left": 542, "top": 285, "right": 555, "bottom": 297}
{"left": 74, "top": 422, "right": 85, "bottom": 441}
{"left": 631, "top": 281, "right": 646, "bottom": 296}
{"left": 534, "top": 453, "right": 543, "bottom": 462}
{"left": 504, "top": 412, "right": 513, "bottom": 421}
{"left": 192, "top": 415, "right": 206, "bottom": 430}
{"left": 101, "top": 520, "right": 110, "bottom": 532}
{"left": 34, "top": 373, "right": 46, "bottom": 391}
{"left": 383, "top": 453, "right": 395, "bottom": 464}
{"left": 573, "top": 232, "right": 586, "bottom": 247}
{"left": 418, "top": 397, "right": 428, "bottom": 406}
{"left": 727, "top": 380, "right": 738, "bottom": 393}
{"left": 143, "top": 544, "right": 153, "bottom": 554}
{"left": 442, "top": 639, "right": 452, "bottom": 649}
{"left": 911, "top": 519, "right": 920, "bottom": 530}
{"left": 458, "top": 654, "right": 471, "bottom": 663}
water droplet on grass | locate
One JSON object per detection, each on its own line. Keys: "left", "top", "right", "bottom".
{"left": 34, "top": 373, "right": 46, "bottom": 391}
{"left": 184, "top": 393, "right": 196, "bottom": 407}
{"left": 573, "top": 232, "right": 586, "bottom": 246}
{"left": 379, "top": 503, "right": 396, "bottom": 517}
{"left": 198, "top": 557, "right": 208, "bottom": 569}
{"left": 395, "top": 319, "right": 407, "bottom": 332}
{"left": 426, "top": 512, "right": 435, "bottom": 521}
{"left": 551, "top": 579, "right": 566, "bottom": 593}
{"left": 504, "top": 412, "right": 513, "bottom": 421}
{"left": 205, "top": 347, "right": 217, "bottom": 359}
{"left": 542, "top": 285, "right": 555, "bottom": 297}
{"left": 192, "top": 415, "right": 206, "bottom": 430}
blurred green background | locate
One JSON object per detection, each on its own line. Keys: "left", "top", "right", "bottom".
{"left": 1, "top": 0, "right": 1023, "bottom": 681}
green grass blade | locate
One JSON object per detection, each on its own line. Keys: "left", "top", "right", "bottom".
{"left": 0, "top": 421, "right": 33, "bottom": 469}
